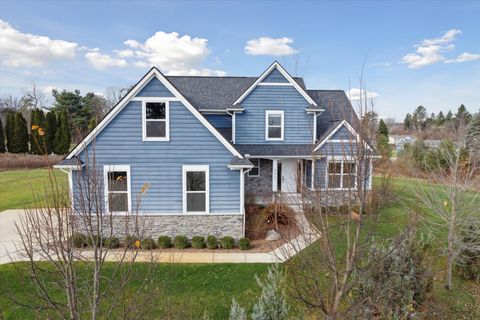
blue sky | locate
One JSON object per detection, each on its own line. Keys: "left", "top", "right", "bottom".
{"left": 1, "top": 0, "right": 479, "bottom": 120}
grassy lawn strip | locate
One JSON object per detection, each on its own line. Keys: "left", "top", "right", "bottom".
{"left": 0, "top": 168, "right": 68, "bottom": 212}
{"left": 0, "top": 262, "right": 270, "bottom": 319}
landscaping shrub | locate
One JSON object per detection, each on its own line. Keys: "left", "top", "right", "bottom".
{"left": 125, "top": 235, "right": 140, "bottom": 249}
{"left": 191, "top": 236, "right": 205, "bottom": 249}
{"left": 174, "top": 235, "right": 189, "bottom": 249}
{"left": 220, "top": 236, "right": 235, "bottom": 249}
{"left": 239, "top": 238, "right": 251, "bottom": 250}
{"left": 141, "top": 237, "right": 156, "bottom": 250}
{"left": 157, "top": 236, "right": 172, "bottom": 249}
{"left": 206, "top": 235, "right": 218, "bottom": 249}
{"left": 458, "top": 225, "right": 480, "bottom": 282}
{"left": 71, "top": 233, "right": 86, "bottom": 248}
{"left": 104, "top": 236, "right": 120, "bottom": 249}
{"left": 86, "top": 235, "right": 103, "bottom": 247}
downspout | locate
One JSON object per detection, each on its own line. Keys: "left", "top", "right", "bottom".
{"left": 226, "top": 110, "right": 236, "bottom": 144}
{"left": 59, "top": 168, "right": 74, "bottom": 211}
{"left": 241, "top": 166, "right": 253, "bottom": 237}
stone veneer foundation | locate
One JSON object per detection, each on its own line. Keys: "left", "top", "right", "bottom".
{"left": 73, "top": 214, "right": 244, "bottom": 239}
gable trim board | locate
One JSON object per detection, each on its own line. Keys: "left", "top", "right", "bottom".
{"left": 314, "top": 119, "right": 373, "bottom": 152}
{"left": 233, "top": 61, "right": 318, "bottom": 107}
{"left": 65, "top": 67, "right": 243, "bottom": 160}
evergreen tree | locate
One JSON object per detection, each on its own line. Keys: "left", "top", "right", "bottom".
{"left": 229, "top": 298, "right": 247, "bottom": 320}
{"left": 5, "top": 113, "right": 15, "bottom": 152}
{"left": 413, "top": 105, "right": 427, "bottom": 131}
{"left": 455, "top": 104, "right": 471, "bottom": 127}
{"left": 12, "top": 112, "right": 29, "bottom": 153}
{"left": 377, "top": 119, "right": 391, "bottom": 160}
{"left": 404, "top": 113, "right": 412, "bottom": 132}
{"left": 436, "top": 111, "right": 445, "bottom": 126}
{"left": 0, "top": 118, "right": 5, "bottom": 153}
{"left": 252, "top": 265, "right": 289, "bottom": 320}
{"left": 45, "top": 111, "right": 57, "bottom": 154}
{"left": 30, "top": 109, "right": 46, "bottom": 154}
{"left": 466, "top": 113, "right": 480, "bottom": 158}
{"left": 445, "top": 110, "right": 454, "bottom": 123}
{"left": 54, "top": 111, "right": 71, "bottom": 154}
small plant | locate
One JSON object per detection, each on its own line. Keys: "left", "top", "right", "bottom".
{"left": 220, "top": 236, "right": 235, "bottom": 249}
{"left": 174, "top": 235, "right": 189, "bottom": 249}
{"left": 125, "top": 235, "right": 140, "bottom": 249}
{"left": 206, "top": 235, "right": 218, "bottom": 249}
{"left": 71, "top": 233, "right": 86, "bottom": 248}
{"left": 104, "top": 236, "right": 120, "bottom": 249}
{"left": 86, "top": 235, "right": 103, "bottom": 247}
{"left": 157, "top": 236, "right": 172, "bottom": 249}
{"left": 141, "top": 237, "right": 156, "bottom": 250}
{"left": 191, "top": 236, "right": 205, "bottom": 249}
{"left": 239, "top": 238, "right": 251, "bottom": 250}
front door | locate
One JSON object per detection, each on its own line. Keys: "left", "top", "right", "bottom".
{"left": 280, "top": 160, "right": 297, "bottom": 193}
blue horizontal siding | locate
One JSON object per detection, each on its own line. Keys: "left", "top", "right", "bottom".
{"left": 314, "top": 159, "right": 327, "bottom": 189}
{"left": 76, "top": 99, "right": 240, "bottom": 214}
{"left": 331, "top": 125, "right": 355, "bottom": 140}
{"left": 235, "top": 86, "right": 313, "bottom": 144}
{"left": 205, "top": 114, "right": 231, "bottom": 128}
{"left": 317, "top": 141, "right": 356, "bottom": 156}
{"left": 136, "top": 77, "right": 175, "bottom": 97}
{"left": 261, "top": 68, "right": 288, "bottom": 83}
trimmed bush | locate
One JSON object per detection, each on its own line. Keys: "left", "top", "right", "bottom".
{"left": 104, "top": 237, "right": 120, "bottom": 249}
{"left": 86, "top": 235, "right": 102, "bottom": 247}
{"left": 220, "top": 236, "right": 235, "bottom": 249}
{"left": 174, "top": 235, "right": 188, "bottom": 249}
{"left": 191, "top": 236, "right": 205, "bottom": 249}
{"left": 71, "top": 233, "right": 86, "bottom": 248}
{"left": 125, "top": 235, "right": 140, "bottom": 249}
{"left": 141, "top": 237, "right": 156, "bottom": 250}
{"left": 239, "top": 238, "right": 251, "bottom": 250}
{"left": 157, "top": 236, "right": 172, "bottom": 249}
{"left": 206, "top": 235, "right": 218, "bottom": 249}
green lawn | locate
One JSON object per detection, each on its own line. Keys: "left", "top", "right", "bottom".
{"left": 0, "top": 168, "right": 68, "bottom": 212}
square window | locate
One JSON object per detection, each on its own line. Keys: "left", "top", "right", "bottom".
{"left": 268, "top": 115, "right": 282, "bottom": 126}
{"left": 146, "top": 121, "right": 166, "bottom": 137}
{"left": 109, "top": 193, "right": 128, "bottom": 212}
{"left": 187, "top": 171, "right": 206, "bottom": 191}
{"left": 107, "top": 171, "right": 128, "bottom": 191}
{"left": 187, "top": 193, "right": 206, "bottom": 212}
{"left": 146, "top": 102, "right": 166, "bottom": 119}
{"left": 268, "top": 127, "right": 282, "bottom": 139}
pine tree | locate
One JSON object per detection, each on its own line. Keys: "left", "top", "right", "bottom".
{"left": 252, "top": 264, "right": 289, "bottom": 320}
{"left": 45, "top": 111, "right": 57, "bottom": 154}
{"left": 12, "top": 112, "right": 29, "bottom": 153}
{"left": 5, "top": 113, "right": 15, "bottom": 152}
{"left": 377, "top": 119, "right": 391, "bottom": 160}
{"left": 229, "top": 298, "right": 247, "bottom": 320}
{"left": 30, "top": 109, "right": 46, "bottom": 154}
{"left": 446, "top": 110, "right": 454, "bottom": 123}
{"left": 403, "top": 113, "right": 412, "bottom": 132}
{"left": 466, "top": 113, "right": 480, "bottom": 158}
{"left": 54, "top": 111, "right": 71, "bottom": 154}
{"left": 0, "top": 118, "right": 5, "bottom": 153}
{"left": 436, "top": 111, "right": 445, "bottom": 126}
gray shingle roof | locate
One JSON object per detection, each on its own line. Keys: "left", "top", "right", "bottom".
{"left": 57, "top": 157, "right": 83, "bottom": 166}
{"left": 167, "top": 76, "right": 306, "bottom": 111}
{"left": 236, "top": 144, "right": 314, "bottom": 157}
{"left": 229, "top": 157, "right": 253, "bottom": 166}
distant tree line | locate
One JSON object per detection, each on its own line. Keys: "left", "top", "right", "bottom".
{"left": 403, "top": 104, "right": 475, "bottom": 133}
{"left": 0, "top": 84, "right": 129, "bottom": 155}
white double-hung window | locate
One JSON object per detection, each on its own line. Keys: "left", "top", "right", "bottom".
{"left": 104, "top": 165, "right": 131, "bottom": 213}
{"left": 265, "top": 110, "right": 284, "bottom": 141}
{"left": 183, "top": 165, "right": 209, "bottom": 213}
{"left": 142, "top": 101, "right": 170, "bottom": 141}
{"left": 327, "top": 160, "right": 356, "bottom": 190}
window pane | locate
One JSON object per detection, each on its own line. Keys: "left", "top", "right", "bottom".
{"left": 109, "top": 193, "right": 128, "bottom": 212}
{"left": 187, "top": 171, "right": 206, "bottom": 191}
{"left": 343, "top": 174, "right": 356, "bottom": 188}
{"left": 146, "top": 121, "right": 166, "bottom": 137}
{"left": 343, "top": 163, "right": 355, "bottom": 174}
{"left": 187, "top": 193, "right": 206, "bottom": 212}
{"left": 328, "top": 175, "right": 341, "bottom": 188}
{"left": 268, "top": 127, "right": 282, "bottom": 138}
{"left": 268, "top": 115, "right": 281, "bottom": 126}
{"left": 328, "top": 163, "right": 342, "bottom": 174}
{"left": 108, "top": 171, "right": 127, "bottom": 191}
{"left": 249, "top": 167, "right": 259, "bottom": 176}
{"left": 146, "top": 102, "right": 166, "bottom": 119}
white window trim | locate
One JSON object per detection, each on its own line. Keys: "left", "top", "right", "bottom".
{"left": 248, "top": 159, "right": 260, "bottom": 177}
{"left": 326, "top": 159, "right": 357, "bottom": 191}
{"left": 182, "top": 165, "right": 210, "bottom": 214}
{"left": 142, "top": 100, "right": 170, "bottom": 141}
{"left": 265, "top": 110, "right": 284, "bottom": 141}
{"left": 104, "top": 165, "right": 132, "bottom": 213}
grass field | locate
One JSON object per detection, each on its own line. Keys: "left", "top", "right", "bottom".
{"left": 0, "top": 168, "right": 68, "bottom": 212}
{"left": 0, "top": 169, "right": 479, "bottom": 319}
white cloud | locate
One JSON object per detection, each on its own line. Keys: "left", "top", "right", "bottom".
{"left": 0, "top": 19, "right": 77, "bottom": 67}
{"left": 40, "top": 85, "right": 56, "bottom": 95}
{"left": 114, "top": 49, "right": 134, "bottom": 58}
{"left": 85, "top": 51, "right": 127, "bottom": 70}
{"left": 445, "top": 52, "right": 480, "bottom": 63}
{"left": 244, "top": 37, "right": 298, "bottom": 56}
{"left": 400, "top": 29, "right": 480, "bottom": 68}
{"left": 347, "top": 88, "right": 379, "bottom": 101}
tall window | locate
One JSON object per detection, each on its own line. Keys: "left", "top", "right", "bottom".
{"left": 183, "top": 165, "right": 209, "bottom": 213}
{"left": 265, "top": 110, "right": 284, "bottom": 141}
{"left": 248, "top": 159, "right": 260, "bottom": 177}
{"left": 327, "top": 160, "right": 356, "bottom": 189}
{"left": 305, "top": 160, "right": 313, "bottom": 189}
{"left": 143, "top": 101, "right": 169, "bottom": 141}
{"left": 104, "top": 165, "right": 130, "bottom": 212}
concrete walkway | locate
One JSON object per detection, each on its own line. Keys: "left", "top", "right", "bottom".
{"left": 0, "top": 209, "right": 319, "bottom": 265}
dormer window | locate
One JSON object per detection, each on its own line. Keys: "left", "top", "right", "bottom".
{"left": 265, "top": 110, "right": 284, "bottom": 141}
{"left": 142, "top": 101, "right": 170, "bottom": 141}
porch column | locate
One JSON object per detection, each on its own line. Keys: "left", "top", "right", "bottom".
{"left": 272, "top": 159, "right": 278, "bottom": 192}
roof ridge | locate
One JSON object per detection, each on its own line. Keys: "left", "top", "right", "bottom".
{"left": 308, "top": 89, "right": 345, "bottom": 92}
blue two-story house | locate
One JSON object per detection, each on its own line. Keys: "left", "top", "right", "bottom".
{"left": 55, "top": 61, "right": 372, "bottom": 239}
